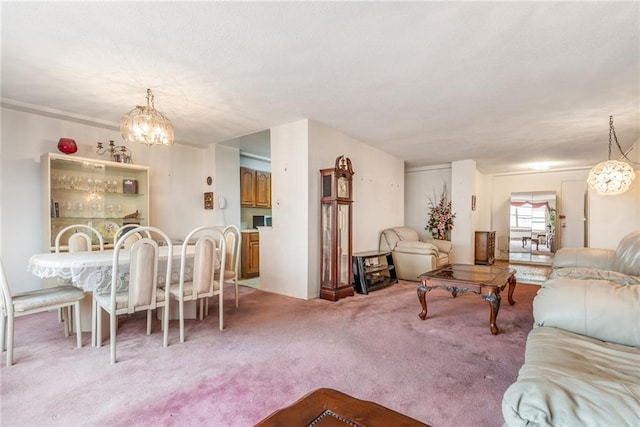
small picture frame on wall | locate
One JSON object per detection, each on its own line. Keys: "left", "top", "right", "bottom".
{"left": 471, "top": 195, "right": 477, "bottom": 211}
{"left": 204, "top": 192, "right": 214, "bottom": 210}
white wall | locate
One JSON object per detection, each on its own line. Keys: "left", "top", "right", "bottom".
{"left": 260, "top": 119, "right": 404, "bottom": 300}
{"left": 214, "top": 144, "right": 241, "bottom": 228}
{"left": 451, "top": 160, "right": 477, "bottom": 264}
{"left": 404, "top": 165, "right": 452, "bottom": 240}
{"left": 259, "top": 120, "right": 310, "bottom": 298}
{"left": 0, "top": 107, "right": 210, "bottom": 293}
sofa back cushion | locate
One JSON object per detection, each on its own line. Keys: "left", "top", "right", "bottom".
{"left": 379, "top": 227, "right": 420, "bottom": 252}
{"left": 534, "top": 278, "right": 640, "bottom": 347}
{"left": 394, "top": 227, "right": 420, "bottom": 242}
{"left": 614, "top": 229, "right": 640, "bottom": 276}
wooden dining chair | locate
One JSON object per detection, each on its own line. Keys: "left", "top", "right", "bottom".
{"left": 0, "top": 258, "right": 85, "bottom": 366}
{"left": 168, "top": 226, "right": 226, "bottom": 343}
{"left": 94, "top": 226, "right": 172, "bottom": 364}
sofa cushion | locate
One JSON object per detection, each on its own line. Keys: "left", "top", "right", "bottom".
{"left": 549, "top": 267, "right": 640, "bottom": 286}
{"left": 533, "top": 279, "right": 640, "bottom": 347}
{"left": 614, "top": 229, "right": 640, "bottom": 276}
{"left": 502, "top": 327, "right": 640, "bottom": 427}
{"left": 393, "top": 226, "right": 420, "bottom": 242}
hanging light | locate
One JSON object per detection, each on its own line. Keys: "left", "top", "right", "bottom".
{"left": 120, "top": 89, "right": 174, "bottom": 146}
{"left": 586, "top": 116, "right": 636, "bottom": 195}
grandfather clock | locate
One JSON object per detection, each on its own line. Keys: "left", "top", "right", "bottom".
{"left": 320, "top": 155, "right": 355, "bottom": 301}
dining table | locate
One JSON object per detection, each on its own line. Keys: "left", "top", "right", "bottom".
{"left": 27, "top": 244, "right": 206, "bottom": 344}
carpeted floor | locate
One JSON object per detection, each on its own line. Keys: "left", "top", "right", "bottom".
{"left": 1, "top": 279, "right": 541, "bottom": 426}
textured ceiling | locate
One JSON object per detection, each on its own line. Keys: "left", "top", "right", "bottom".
{"left": 1, "top": 2, "right": 639, "bottom": 174}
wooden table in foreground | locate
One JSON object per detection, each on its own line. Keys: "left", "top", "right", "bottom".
{"left": 417, "top": 264, "right": 517, "bottom": 335}
{"left": 256, "top": 388, "right": 430, "bottom": 427}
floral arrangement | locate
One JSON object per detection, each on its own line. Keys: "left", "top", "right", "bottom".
{"left": 426, "top": 186, "right": 456, "bottom": 240}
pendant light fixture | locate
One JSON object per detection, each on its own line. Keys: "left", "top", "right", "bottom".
{"left": 586, "top": 116, "right": 636, "bottom": 195}
{"left": 120, "top": 89, "right": 174, "bottom": 146}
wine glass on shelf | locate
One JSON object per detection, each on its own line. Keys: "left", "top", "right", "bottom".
{"left": 75, "top": 202, "right": 84, "bottom": 218}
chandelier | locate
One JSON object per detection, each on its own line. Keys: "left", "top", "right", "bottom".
{"left": 586, "top": 116, "right": 636, "bottom": 195}
{"left": 120, "top": 89, "right": 174, "bottom": 146}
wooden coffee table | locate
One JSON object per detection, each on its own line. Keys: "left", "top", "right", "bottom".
{"left": 417, "top": 264, "right": 516, "bottom": 335}
{"left": 256, "top": 388, "right": 430, "bottom": 426}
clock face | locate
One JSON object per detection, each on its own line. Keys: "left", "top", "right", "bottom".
{"left": 337, "top": 177, "right": 349, "bottom": 198}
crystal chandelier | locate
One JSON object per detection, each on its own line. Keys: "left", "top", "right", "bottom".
{"left": 120, "top": 89, "right": 174, "bottom": 146}
{"left": 586, "top": 116, "right": 636, "bottom": 195}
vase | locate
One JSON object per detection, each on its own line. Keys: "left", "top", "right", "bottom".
{"left": 57, "top": 138, "right": 77, "bottom": 154}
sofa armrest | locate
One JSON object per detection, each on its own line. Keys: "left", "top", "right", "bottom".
{"left": 533, "top": 278, "right": 640, "bottom": 347}
{"left": 422, "top": 239, "right": 452, "bottom": 254}
{"left": 552, "top": 248, "right": 617, "bottom": 271}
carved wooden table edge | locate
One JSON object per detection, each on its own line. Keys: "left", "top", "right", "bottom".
{"left": 255, "top": 387, "right": 431, "bottom": 427}
{"left": 416, "top": 264, "right": 517, "bottom": 335}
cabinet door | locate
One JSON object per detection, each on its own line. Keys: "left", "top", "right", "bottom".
{"left": 241, "top": 232, "right": 260, "bottom": 278}
{"left": 240, "top": 167, "right": 256, "bottom": 207}
{"left": 255, "top": 171, "right": 271, "bottom": 208}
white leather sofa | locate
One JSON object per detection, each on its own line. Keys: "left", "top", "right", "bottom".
{"left": 378, "top": 226, "right": 452, "bottom": 281}
{"left": 502, "top": 230, "right": 640, "bottom": 427}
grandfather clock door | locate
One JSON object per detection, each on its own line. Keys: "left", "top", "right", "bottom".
{"left": 320, "top": 156, "right": 355, "bottom": 301}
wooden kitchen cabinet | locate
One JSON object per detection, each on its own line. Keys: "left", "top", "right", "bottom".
{"left": 241, "top": 231, "right": 260, "bottom": 278}
{"left": 255, "top": 170, "right": 271, "bottom": 208}
{"left": 240, "top": 167, "right": 271, "bottom": 208}
{"left": 240, "top": 167, "right": 256, "bottom": 207}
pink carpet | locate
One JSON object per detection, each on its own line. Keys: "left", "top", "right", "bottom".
{"left": 1, "top": 280, "right": 539, "bottom": 426}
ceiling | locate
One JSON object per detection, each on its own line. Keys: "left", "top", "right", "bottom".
{"left": 1, "top": 2, "right": 639, "bottom": 174}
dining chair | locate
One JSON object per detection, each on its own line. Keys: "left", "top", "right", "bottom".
{"left": 94, "top": 226, "right": 172, "bottom": 364}
{"left": 168, "top": 226, "right": 226, "bottom": 343}
{"left": 222, "top": 225, "right": 241, "bottom": 308}
{"left": 54, "top": 224, "right": 105, "bottom": 333}
{"left": 113, "top": 225, "right": 152, "bottom": 249}
{"left": 0, "top": 258, "right": 85, "bottom": 366}
{"left": 54, "top": 224, "right": 105, "bottom": 253}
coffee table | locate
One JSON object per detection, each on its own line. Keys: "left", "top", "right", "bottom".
{"left": 256, "top": 388, "right": 430, "bottom": 426}
{"left": 417, "top": 264, "right": 516, "bottom": 335}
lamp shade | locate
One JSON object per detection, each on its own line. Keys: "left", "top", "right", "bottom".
{"left": 587, "top": 160, "right": 636, "bottom": 195}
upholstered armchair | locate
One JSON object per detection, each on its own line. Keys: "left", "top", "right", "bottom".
{"left": 379, "top": 226, "right": 453, "bottom": 281}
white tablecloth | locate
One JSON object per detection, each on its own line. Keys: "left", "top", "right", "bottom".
{"left": 28, "top": 246, "right": 196, "bottom": 293}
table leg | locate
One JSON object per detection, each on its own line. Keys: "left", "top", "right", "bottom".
{"left": 417, "top": 283, "right": 430, "bottom": 320}
{"left": 507, "top": 276, "right": 516, "bottom": 306}
{"left": 482, "top": 291, "right": 501, "bottom": 335}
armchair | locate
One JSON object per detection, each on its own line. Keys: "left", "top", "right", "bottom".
{"left": 379, "top": 226, "right": 452, "bottom": 281}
